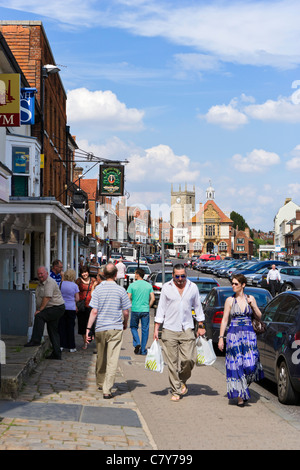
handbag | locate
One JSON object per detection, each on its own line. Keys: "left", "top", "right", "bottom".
{"left": 195, "top": 336, "right": 216, "bottom": 366}
{"left": 246, "top": 295, "right": 267, "bottom": 335}
{"left": 252, "top": 317, "right": 267, "bottom": 335}
{"left": 76, "top": 279, "right": 91, "bottom": 313}
{"left": 145, "top": 340, "right": 164, "bottom": 373}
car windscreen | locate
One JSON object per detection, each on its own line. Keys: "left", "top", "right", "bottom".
{"left": 156, "top": 272, "right": 173, "bottom": 283}
{"left": 127, "top": 266, "right": 150, "bottom": 274}
{"left": 219, "top": 289, "right": 271, "bottom": 308}
{"left": 193, "top": 281, "right": 218, "bottom": 293}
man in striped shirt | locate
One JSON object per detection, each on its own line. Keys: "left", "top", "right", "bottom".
{"left": 87, "top": 263, "right": 131, "bottom": 399}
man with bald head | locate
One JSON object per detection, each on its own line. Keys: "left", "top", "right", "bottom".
{"left": 24, "top": 266, "right": 65, "bottom": 359}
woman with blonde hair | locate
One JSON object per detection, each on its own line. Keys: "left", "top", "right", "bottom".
{"left": 59, "top": 269, "right": 80, "bottom": 352}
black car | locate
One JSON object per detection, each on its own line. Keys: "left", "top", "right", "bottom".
{"left": 203, "top": 286, "right": 272, "bottom": 346}
{"left": 257, "top": 291, "right": 300, "bottom": 404}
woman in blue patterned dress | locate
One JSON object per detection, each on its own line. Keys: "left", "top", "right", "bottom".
{"left": 218, "top": 274, "right": 264, "bottom": 407}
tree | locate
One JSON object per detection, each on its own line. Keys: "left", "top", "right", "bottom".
{"left": 230, "top": 211, "right": 249, "bottom": 231}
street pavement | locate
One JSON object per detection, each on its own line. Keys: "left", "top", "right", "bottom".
{"left": 1, "top": 314, "right": 300, "bottom": 451}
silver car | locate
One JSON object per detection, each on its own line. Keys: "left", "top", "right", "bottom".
{"left": 279, "top": 266, "right": 300, "bottom": 291}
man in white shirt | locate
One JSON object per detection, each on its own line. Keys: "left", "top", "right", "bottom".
{"left": 154, "top": 264, "right": 206, "bottom": 401}
{"left": 267, "top": 264, "right": 281, "bottom": 297}
{"left": 116, "top": 258, "right": 126, "bottom": 287}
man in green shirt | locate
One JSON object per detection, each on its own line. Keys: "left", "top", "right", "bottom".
{"left": 127, "top": 268, "right": 155, "bottom": 355}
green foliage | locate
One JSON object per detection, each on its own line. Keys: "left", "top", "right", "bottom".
{"left": 230, "top": 211, "right": 249, "bottom": 231}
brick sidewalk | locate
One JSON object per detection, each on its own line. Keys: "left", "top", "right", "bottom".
{"left": 0, "top": 336, "right": 155, "bottom": 450}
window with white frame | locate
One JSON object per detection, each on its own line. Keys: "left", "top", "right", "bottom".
{"left": 7, "top": 135, "right": 40, "bottom": 197}
{"left": 193, "top": 242, "right": 202, "bottom": 251}
{"left": 219, "top": 242, "right": 227, "bottom": 251}
{"left": 236, "top": 246, "right": 245, "bottom": 251}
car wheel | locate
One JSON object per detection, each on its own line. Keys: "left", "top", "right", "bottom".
{"left": 277, "top": 360, "right": 299, "bottom": 405}
{"left": 281, "top": 283, "right": 294, "bottom": 292}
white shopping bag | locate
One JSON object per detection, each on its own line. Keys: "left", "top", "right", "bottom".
{"left": 145, "top": 340, "right": 164, "bottom": 373}
{"left": 196, "top": 336, "right": 216, "bottom": 366}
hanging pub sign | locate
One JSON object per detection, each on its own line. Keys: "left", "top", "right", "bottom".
{"left": 99, "top": 164, "right": 124, "bottom": 196}
{"left": 0, "top": 74, "right": 20, "bottom": 127}
{"left": 20, "top": 87, "right": 37, "bottom": 125}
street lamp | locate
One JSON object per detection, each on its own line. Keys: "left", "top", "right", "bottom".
{"left": 40, "top": 64, "right": 61, "bottom": 196}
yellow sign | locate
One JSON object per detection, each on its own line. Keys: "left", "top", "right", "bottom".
{"left": 40, "top": 154, "right": 44, "bottom": 169}
{"left": 0, "top": 74, "right": 20, "bottom": 126}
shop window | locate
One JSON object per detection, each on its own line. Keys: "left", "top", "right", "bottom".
{"left": 11, "top": 146, "right": 29, "bottom": 197}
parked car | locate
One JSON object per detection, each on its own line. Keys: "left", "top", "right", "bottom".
{"left": 255, "top": 266, "right": 300, "bottom": 293}
{"left": 200, "top": 254, "right": 221, "bottom": 261}
{"left": 229, "top": 260, "right": 289, "bottom": 278}
{"left": 145, "top": 254, "right": 156, "bottom": 264}
{"left": 203, "top": 286, "right": 272, "bottom": 346}
{"left": 245, "top": 267, "right": 269, "bottom": 285}
{"left": 188, "top": 276, "right": 219, "bottom": 303}
{"left": 164, "top": 259, "right": 173, "bottom": 266}
{"left": 257, "top": 291, "right": 300, "bottom": 404}
{"left": 125, "top": 264, "right": 151, "bottom": 285}
{"left": 215, "top": 260, "right": 242, "bottom": 278}
{"left": 148, "top": 270, "right": 173, "bottom": 305}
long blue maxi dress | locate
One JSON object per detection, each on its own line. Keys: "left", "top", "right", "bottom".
{"left": 225, "top": 295, "right": 264, "bottom": 401}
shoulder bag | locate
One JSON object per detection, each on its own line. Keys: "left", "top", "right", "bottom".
{"left": 246, "top": 295, "right": 266, "bottom": 335}
{"left": 76, "top": 279, "right": 91, "bottom": 313}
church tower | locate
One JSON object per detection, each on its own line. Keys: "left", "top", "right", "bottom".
{"left": 170, "top": 183, "right": 195, "bottom": 228}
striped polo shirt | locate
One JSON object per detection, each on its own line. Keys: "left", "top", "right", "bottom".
{"left": 89, "top": 281, "right": 131, "bottom": 332}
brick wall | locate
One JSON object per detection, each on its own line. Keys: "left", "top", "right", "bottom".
{"left": 0, "top": 22, "right": 71, "bottom": 203}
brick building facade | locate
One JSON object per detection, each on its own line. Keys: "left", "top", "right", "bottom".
{"left": 0, "top": 21, "right": 73, "bottom": 204}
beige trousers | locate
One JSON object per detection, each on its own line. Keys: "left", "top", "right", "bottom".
{"left": 161, "top": 328, "right": 196, "bottom": 396}
{"left": 95, "top": 329, "right": 123, "bottom": 394}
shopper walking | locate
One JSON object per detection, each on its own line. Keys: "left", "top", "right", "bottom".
{"left": 76, "top": 265, "right": 97, "bottom": 349}
{"left": 153, "top": 264, "right": 206, "bottom": 401}
{"left": 25, "top": 266, "right": 65, "bottom": 360}
{"left": 58, "top": 269, "right": 79, "bottom": 352}
{"left": 218, "top": 274, "right": 264, "bottom": 407}
{"left": 267, "top": 264, "right": 281, "bottom": 297}
{"left": 116, "top": 257, "right": 126, "bottom": 287}
{"left": 86, "top": 263, "right": 131, "bottom": 399}
{"left": 127, "top": 268, "right": 155, "bottom": 355}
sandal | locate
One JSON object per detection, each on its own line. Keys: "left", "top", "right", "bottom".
{"left": 103, "top": 394, "right": 113, "bottom": 399}
{"left": 181, "top": 384, "right": 188, "bottom": 396}
{"left": 170, "top": 394, "right": 181, "bottom": 402}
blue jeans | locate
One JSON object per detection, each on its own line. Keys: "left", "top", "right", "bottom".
{"left": 130, "top": 312, "right": 150, "bottom": 355}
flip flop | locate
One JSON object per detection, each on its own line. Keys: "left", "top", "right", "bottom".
{"left": 181, "top": 385, "right": 188, "bottom": 396}
{"left": 170, "top": 395, "right": 181, "bottom": 402}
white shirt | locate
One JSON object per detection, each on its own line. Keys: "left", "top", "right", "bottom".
{"left": 116, "top": 262, "right": 126, "bottom": 279}
{"left": 267, "top": 269, "right": 281, "bottom": 282}
{"left": 155, "top": 278, "right": 205, "bottom": 332}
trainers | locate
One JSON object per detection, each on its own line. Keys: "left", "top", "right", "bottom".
{"left": 69, "top": 348, "right": 77, "bottom": 353}
{"left": 134, "top": 345, "right": 141, "bottom": 354}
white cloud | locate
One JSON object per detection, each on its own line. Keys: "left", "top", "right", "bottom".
{"left": 201, "top": 102, "right": 248, "bottom": 130}
{"left": 67, "top": 88, "right": 144, "bottom": 131}
{"left": 127, "top": 144, "right": 200, "bottom": 183}
{"left": 245, "top": 93, "right": 300, "bottom": 123}
{"left": 286, "top": 157, "right": 300, "bottom": 170}
{"left": 4, "top": 1, "right": 300, "bottom": 68}
{"left": 232, "top": 149, "right": 280, "bottom": 172}
{"left": 288, "top": 183, "right": 300, "bottom": 195}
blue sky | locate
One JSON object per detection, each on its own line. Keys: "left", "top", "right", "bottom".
{"left": 1, "top": 0, "right": 300, "bottom": 231}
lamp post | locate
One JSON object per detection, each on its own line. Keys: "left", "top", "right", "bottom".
{"left": 40, "top": 64, "right": 61, "bottom": 197}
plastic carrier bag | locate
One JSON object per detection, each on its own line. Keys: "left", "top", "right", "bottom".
{"left": 196, "top": 336, "right": 216, "bottom": 366}
{"left": 145, "top": 340, "right": 164, "bottom": 373}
